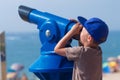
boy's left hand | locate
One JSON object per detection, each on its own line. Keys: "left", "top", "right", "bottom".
{"left": 71, "top": 23, "right": 83, "bottom": 40}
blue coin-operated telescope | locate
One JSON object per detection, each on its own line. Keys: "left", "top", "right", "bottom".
{"left": 18, "top": 5, "right": 76, "bottom": 80}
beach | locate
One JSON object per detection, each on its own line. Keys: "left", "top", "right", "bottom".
{"left": 5, "top": 31, "right": 120, "bottom": 80}
{"left": 103, "top": 72, "right": 120, "bottom": 80}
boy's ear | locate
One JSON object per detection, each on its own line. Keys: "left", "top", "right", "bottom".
{"left": 87, "top": 35, "right": 93, "bottom": 42}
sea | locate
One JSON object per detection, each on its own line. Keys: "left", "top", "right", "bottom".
{"left": 5, "top": 31, "right": 120, "bottom": 80}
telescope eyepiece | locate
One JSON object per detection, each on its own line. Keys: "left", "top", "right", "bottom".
{"left": 18, "top": 5, "right": 34, "bottom": 22}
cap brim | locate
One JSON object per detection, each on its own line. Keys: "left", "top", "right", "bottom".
{"left": 77, "top": 16, "right": 87, "bottom": 26}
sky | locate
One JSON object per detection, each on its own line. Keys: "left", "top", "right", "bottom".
{"left": 0, "top": 0, "right": 120, "bottom": 32}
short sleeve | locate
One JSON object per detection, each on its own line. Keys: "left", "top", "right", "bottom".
{"left": 65, "top": 46, "right": 83, "bottom": 61}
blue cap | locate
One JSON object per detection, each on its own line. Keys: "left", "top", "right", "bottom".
{"left": 78, "top": 16, "right": 109, "bottom": 43}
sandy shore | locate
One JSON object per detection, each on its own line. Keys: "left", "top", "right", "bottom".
{"left": 103, "top": 72, "right": 120, "bottom": 80}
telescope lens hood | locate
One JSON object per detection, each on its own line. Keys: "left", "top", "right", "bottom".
{"left": 18, "top": 5, "right": 34, "bottom": 22}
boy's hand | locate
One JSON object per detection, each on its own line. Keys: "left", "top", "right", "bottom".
{"left": 71, "top": 23, "right": 83, "bottom": 40}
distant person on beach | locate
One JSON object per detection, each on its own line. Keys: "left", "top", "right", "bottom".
{"left": 54, "top": 16, "right": 109, "bottom": 80}
{"left": 21, "top": 73, "right": 28, "bottom": 80}
{"left": 117, "top": 55, "right": 120, "bottom": 71}
{"left": 107, "top": 57, "right": 119, "bottom": 72}
{"left": 7, "top": 63, "right": 25, "bottom": 80}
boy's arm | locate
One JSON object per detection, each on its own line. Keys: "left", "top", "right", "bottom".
{"left": 54, "top": 23, "right": 82, "bottom": 56}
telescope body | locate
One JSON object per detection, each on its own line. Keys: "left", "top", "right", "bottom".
{"left": 18, "top": 5, "right": 76, "bottom": 80}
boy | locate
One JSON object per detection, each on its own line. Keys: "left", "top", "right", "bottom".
{"left": 54, "top": 16, "right": 109, "bottom": 80}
